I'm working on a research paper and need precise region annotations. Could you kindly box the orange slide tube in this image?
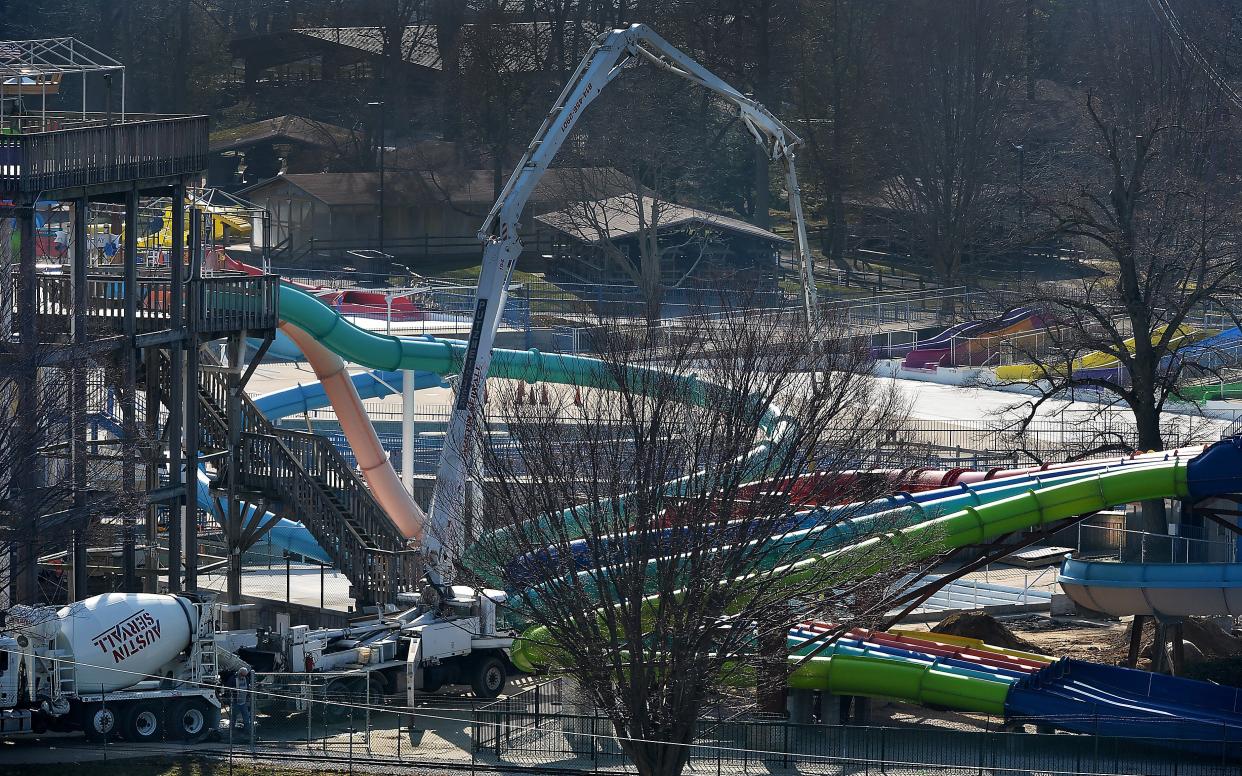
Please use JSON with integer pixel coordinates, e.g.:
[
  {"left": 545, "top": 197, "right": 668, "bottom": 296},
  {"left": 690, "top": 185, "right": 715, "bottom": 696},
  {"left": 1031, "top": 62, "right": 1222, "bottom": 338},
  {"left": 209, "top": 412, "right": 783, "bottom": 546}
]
[{"left": 280, "top": 322, "right": 427, "bottom": 540}]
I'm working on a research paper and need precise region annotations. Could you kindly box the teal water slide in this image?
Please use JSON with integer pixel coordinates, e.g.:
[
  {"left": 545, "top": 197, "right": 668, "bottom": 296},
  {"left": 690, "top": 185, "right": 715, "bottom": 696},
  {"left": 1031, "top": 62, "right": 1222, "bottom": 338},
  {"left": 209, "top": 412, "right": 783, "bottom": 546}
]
[
  {"left": 273, "top": 280, "right": 1242, "bottom": 745},
  {"left": 276, "top": 283, "right": 794, "bottom": 552}
]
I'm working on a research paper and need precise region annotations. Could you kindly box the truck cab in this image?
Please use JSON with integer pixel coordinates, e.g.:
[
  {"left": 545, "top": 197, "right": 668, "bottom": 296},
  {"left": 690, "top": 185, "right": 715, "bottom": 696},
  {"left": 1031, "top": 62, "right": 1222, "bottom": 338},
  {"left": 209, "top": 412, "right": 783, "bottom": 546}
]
[{"left": 403, "top": 585, "right": 515, "bottom": 699}]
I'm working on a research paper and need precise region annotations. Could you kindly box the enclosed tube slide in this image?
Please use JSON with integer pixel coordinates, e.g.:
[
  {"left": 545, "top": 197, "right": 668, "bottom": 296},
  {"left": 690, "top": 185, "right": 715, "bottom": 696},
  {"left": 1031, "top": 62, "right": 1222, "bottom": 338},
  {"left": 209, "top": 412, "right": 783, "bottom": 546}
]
[
  {"left": 1058, "top": 558, "right": 1242, "bottom": 617},
  {"left": 278, "top": 321, "right": 428, "bottom": 540},
  {"left": 509, "top": 437, "right": 1242, "bottom": 672},
  {"left": 275, "top": 283, "right": 795, "bottom": 551}
]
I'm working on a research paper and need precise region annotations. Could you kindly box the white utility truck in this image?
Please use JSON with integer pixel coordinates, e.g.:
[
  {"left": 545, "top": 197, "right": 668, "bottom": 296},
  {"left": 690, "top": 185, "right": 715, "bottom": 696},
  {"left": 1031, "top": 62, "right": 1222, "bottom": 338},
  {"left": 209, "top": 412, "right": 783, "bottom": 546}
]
[
  {"left": 0, "top": 592, "right": 221, "bottom": 741},
  {"left": 226, "top": 583, "right": 513, "bottom": 716}
]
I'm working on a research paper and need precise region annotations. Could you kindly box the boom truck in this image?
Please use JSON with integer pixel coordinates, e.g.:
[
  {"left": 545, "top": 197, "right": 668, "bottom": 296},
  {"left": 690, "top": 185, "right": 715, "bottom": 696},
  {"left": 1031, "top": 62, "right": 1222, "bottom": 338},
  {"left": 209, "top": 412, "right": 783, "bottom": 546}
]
[
  {"left": 0, "top": 593, "right": 222, "bottom": 742},
  {"left": 395, "top": 23, "right": 816, "bottom": 686},
  {"left": 223, "top": 583, "right": 514, "bottom": 711}
]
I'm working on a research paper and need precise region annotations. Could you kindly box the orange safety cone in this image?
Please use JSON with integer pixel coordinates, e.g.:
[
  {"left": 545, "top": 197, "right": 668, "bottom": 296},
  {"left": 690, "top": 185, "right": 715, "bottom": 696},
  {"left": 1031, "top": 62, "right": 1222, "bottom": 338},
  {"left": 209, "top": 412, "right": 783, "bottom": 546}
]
[
  {"left": 573, "top": 386, "right": 583, "bottom": 407},
  {"left": 541, "top": 385, "right": 550, "bottom": 405},
  {"left": 516, "top": 381, "right": 526, "bottom": 404}
]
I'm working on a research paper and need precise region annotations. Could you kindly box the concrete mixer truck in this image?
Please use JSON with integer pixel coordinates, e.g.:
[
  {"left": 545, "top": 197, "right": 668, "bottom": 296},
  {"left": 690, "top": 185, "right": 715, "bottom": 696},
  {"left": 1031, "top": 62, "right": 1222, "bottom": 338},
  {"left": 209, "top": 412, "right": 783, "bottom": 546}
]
[{"left": 0, "top": 592, "right": 222, "bottom": 742}]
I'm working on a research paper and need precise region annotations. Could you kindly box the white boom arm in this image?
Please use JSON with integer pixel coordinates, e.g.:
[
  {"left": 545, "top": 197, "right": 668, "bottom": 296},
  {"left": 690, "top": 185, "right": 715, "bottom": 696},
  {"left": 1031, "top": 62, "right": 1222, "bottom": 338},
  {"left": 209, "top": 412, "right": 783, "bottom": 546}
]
[{"left": 423, "top": 24, "right": 817, "bottom": 586}]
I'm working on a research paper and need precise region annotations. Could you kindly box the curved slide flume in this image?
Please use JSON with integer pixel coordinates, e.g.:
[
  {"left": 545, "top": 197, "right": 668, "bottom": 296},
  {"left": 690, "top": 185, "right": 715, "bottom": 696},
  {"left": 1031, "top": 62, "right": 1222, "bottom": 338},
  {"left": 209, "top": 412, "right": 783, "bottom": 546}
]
[
  {"left": 275, "top": 283, "right": 796, "bottom": 557},
  {"left": 509, "top": 438, "right": 1242, "bottom": 672},
  {"left": 1058, "top": 557, "right": 1242, "bottom": 617}
]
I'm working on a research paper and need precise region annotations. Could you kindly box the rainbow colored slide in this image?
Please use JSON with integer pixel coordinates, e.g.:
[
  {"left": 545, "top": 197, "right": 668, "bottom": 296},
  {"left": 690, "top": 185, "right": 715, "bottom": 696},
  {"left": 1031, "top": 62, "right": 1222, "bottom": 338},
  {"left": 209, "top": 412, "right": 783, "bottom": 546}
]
[
  {"left": 232, "top": 276, "right": 1242, "bottom": 753},
  {"left": 507, "top": 439, "right": 1242, "bottom": 753}
]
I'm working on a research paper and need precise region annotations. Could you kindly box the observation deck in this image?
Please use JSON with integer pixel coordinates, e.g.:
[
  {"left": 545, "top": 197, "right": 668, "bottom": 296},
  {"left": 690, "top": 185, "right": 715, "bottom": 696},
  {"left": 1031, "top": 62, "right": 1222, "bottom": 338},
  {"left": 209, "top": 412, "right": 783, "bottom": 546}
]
[
  {"left": 0, "top": 112, "right": 209, "bottom": 198},
  {"left": 31, "top": 268, "right": 279, "bottom": 341}
]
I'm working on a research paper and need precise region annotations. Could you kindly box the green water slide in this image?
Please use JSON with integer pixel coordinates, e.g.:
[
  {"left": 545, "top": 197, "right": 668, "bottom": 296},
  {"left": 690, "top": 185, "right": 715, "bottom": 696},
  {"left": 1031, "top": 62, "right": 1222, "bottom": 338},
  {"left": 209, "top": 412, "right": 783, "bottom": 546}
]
[
  {"left": 508, "top": 458, "right": 1199, "bottom": 678},
  {"left": 784, "top": 654, "right": 1010, "bottom": 713},
  {"left": 1179, "top": 378, "right": 1242, "bottom": 402},
  {"left": 276, "top": 284, "right": 793, "bottom": 554}
]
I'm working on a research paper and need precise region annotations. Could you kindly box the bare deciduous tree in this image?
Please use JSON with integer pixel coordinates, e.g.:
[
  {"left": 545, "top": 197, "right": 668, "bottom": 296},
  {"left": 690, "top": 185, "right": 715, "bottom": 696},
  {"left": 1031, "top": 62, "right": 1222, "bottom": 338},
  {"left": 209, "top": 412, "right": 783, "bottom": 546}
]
[
  {"left": 462, "top": 304, "right": 943, "bottom": 776},
  {"left": 874, "top": 0, "right": 1022, "bottom": 298},
  {"left": 1007, "top": 2, "right": 1242, "bottom": 548}
]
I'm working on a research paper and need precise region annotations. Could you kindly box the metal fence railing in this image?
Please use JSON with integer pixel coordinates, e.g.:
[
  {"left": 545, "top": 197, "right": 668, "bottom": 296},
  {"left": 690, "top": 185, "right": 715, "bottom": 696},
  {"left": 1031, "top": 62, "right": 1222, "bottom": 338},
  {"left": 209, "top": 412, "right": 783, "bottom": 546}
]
[
  {"left": 470, "top": 679, "right": 1241, "bottom": 775},
  {"left": 43, "top": 674, "right": 1239, "bottom": 775}
]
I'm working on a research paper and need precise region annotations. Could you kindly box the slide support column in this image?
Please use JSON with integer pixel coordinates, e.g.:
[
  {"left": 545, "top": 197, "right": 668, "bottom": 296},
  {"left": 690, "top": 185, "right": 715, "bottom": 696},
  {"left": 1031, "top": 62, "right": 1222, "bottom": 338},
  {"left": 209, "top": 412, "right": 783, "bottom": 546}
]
[{"left": 402, "top": 370, "right": 415, "bottom": 495}]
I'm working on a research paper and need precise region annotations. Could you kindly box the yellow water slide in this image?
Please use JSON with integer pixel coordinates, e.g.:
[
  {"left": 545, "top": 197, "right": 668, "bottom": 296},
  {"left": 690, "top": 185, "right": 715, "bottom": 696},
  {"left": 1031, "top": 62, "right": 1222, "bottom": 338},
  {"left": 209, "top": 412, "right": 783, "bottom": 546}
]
[{"left": 995, "top": 324, "right": 1201, "bottom": 382}]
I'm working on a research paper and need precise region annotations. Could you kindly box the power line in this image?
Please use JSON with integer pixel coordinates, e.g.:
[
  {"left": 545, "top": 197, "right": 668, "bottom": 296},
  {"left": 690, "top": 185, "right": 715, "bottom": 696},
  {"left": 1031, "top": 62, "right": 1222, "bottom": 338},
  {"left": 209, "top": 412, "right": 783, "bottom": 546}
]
[{"left": 1147, "top": 0, "right": 1242, "bottom": 111}]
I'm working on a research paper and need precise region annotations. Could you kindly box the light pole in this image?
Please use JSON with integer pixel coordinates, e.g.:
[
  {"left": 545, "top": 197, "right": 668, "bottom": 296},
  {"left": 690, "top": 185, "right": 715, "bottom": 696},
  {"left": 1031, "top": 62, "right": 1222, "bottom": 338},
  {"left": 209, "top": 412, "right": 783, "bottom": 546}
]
[
  {"left": 1011, "top": 142, "right": 1025, "bottom": 225},
  {"left": 368, "top": 101, "right": 386, "bottom": 260}
]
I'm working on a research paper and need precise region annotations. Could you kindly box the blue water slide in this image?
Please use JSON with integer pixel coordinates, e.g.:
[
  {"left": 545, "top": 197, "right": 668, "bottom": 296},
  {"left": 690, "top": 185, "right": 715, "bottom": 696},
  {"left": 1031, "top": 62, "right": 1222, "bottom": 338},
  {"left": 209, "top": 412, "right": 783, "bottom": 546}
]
[
  {"left": 1005, "top": 659, "right": 1242, "bottom": 754},
  {"left": 252, "top": 367, "right": 444, "bottom": 418},
  {"left": 1180, "top": 326, "right": 1242, "bottom": 370},
  {"left": 506, "top": 455, "right": 1178, "bottom": 585},
  {"left": 1058, "top": 558, "right": 1242, "bottom": 617}
]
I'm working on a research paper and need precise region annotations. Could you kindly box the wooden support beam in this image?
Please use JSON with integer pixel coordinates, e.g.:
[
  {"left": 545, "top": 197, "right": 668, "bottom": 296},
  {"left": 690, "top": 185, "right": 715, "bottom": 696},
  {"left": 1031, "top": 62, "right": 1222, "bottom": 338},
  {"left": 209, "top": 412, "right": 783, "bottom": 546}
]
[
  {"left": 167, "top": 181, "right": 185, "bottom": 593},
  {"left": 121, "top": 184, "right": 140, "bottom": 593},
  {"left": 71, "top": 195, "right": 89, "bottom": 601},
  {"left": 1203, "top": 513, "right": 1242, "bottom": 536},
  {"left": 1127, "top": 614, "right": 1147, "bottom": 668}
]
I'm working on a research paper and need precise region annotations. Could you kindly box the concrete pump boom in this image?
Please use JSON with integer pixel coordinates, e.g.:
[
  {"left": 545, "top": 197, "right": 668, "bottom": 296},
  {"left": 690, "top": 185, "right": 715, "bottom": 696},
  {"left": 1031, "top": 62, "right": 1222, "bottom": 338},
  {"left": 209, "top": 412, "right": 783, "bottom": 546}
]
[{"left": 423, "top": 23, "right": 817, "bottom": 586}]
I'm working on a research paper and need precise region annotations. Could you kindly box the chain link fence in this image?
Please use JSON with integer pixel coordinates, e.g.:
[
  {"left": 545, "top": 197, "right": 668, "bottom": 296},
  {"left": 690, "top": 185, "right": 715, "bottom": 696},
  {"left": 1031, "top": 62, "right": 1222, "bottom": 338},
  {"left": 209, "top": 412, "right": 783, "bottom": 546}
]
[{"left": 19, "top": 676, "right": 1239, "bottom": 776}]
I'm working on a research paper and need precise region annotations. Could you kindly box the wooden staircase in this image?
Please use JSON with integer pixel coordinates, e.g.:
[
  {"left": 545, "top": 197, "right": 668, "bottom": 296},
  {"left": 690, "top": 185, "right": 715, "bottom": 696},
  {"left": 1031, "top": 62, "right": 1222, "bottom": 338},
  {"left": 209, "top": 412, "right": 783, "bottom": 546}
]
[{"left": 157, "top": 348, "right": 418, "bottom": 604}]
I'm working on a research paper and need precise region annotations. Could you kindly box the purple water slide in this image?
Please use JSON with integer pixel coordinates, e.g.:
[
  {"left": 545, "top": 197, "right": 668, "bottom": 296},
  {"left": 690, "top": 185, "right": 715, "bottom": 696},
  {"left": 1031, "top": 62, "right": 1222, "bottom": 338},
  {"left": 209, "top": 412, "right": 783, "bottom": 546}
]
[
  {"left": 899, "top": 307, "right": 1036, "bottom": 370},
  {"left": 871, "top": 319, "right": 987, "bottom": 360}
]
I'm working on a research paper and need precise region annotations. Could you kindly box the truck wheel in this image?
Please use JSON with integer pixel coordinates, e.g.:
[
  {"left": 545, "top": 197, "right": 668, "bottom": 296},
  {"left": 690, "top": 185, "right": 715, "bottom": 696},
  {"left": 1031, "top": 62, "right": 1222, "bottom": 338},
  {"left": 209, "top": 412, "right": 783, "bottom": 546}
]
[
  {"left": 122, "top": 701, "right": 164, "bottom": 743},
  {"left": 169, "top": 697, "right": 218, "bottom": 741},
  {"left": 470, "top": 654, "right": 507, "bottom": 699},
  {"left": 322, "top": 677, "right": 364, "bottom": 723},
  {"left": 80, "top": 703, "right": 119, "bottom": 742}
]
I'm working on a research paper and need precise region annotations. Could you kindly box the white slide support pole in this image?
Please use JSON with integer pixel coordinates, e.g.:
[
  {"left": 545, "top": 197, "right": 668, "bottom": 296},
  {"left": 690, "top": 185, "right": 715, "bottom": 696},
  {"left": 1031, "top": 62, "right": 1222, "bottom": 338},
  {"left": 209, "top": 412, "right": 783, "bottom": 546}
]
[{"left": 402, "top": 370, "right": 416, "bottom": 496}]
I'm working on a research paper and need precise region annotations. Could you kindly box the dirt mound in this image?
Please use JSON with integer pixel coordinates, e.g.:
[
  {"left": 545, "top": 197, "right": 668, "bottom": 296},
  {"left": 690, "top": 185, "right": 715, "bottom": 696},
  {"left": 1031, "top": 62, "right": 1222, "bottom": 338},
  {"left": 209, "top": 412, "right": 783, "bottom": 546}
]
[
  {"left": 932, "top": 611, "right": 1046, "bottom": 655},
  {"left": 1132, "top": 617, "right": 1242, "bottom": 661}
]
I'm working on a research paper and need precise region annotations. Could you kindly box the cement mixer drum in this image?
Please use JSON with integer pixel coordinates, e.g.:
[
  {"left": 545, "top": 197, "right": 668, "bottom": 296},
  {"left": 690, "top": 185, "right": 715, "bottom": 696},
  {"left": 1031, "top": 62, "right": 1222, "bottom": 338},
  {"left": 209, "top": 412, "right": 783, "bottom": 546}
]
[{"left": 56, "top": 593, "right": 196, "bottom": 693}]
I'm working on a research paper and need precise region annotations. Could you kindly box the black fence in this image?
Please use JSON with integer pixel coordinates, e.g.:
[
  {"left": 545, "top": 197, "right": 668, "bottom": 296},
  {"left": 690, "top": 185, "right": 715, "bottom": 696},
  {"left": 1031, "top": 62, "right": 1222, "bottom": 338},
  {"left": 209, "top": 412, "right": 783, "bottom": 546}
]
[{"left": 472, "top": 681, "right": 1240, "bottom": 775}]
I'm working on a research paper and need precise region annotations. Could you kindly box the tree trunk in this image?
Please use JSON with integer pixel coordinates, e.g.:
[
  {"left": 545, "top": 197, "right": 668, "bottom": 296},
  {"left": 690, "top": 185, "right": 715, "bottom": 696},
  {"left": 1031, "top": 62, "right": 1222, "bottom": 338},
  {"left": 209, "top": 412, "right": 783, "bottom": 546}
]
[
  {"left": 1130, "top": 398, "right": 1170, "bottom": 561},
  {"left": 173, "top": 0, "right": 193, "bottom": 111},
  {"left": 433, "top": 0, "right": 465, "bottom": 140},
  {"left": 753, "top": 150, "right": 771, "bottom": 230},
  {"left": 755, "top": 623, "right": 789, "bottom": 714},
  {"left": 751, "top": 0, "right": 774, "bottom": 230}
]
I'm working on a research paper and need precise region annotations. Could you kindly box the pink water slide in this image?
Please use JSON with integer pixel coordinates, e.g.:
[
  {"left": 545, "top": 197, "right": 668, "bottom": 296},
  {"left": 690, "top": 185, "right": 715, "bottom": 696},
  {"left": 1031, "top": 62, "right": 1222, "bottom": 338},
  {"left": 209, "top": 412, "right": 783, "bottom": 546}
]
[{"left": 279, "top": 322, "right": 427, "bottom": 541}]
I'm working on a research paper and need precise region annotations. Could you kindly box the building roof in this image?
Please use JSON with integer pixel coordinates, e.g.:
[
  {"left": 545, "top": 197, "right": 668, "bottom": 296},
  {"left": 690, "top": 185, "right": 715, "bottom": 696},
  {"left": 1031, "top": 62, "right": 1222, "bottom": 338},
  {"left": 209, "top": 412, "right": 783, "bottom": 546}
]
[
  {"left": 297, "top": 26, "right": 442, "bottom": 70},
  {"left": 242, "top": 168, "right": 624, "bottom": 208},
  {"left": 295, "top": 22, "right": 598, "bottom": 73},
  {"left": 210, "top": 115, "right": 355, "bottom": 153},
  {"left": 536, "top": 195, "right": 790, "bottom": 245}
]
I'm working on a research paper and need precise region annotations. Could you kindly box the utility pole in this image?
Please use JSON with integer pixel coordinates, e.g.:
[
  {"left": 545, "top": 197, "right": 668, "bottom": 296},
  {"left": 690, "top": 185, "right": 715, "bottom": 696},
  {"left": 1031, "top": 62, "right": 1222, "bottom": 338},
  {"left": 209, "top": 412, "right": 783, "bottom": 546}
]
[
  {"left": 368, "top": 101, "right": 386, "bottom": 260},
  {"left": 1012, "top": 143, "right": 1026, "bottom": 225}
]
